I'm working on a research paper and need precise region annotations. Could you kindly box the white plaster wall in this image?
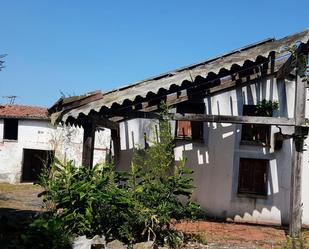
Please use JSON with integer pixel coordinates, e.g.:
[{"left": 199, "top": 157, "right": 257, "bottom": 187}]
[
  {"left": 0, "top": 120, "right": 110, "bottom": 183},
  {"left": 0, "top": 120, "right": 55, "bottom": 183},
  {"left": 173, "top": 77, "right": 296, "bottom": 226},
  {"left": 116, "top": 75, "right": 309, "bottom": 227},
  {"left": 0, "top": 120, "right": 3, "bottom": 142},
  {"left": 302, "top": 87, "right": 309, "bottom": 226},
  {"left": 117, "top": 118, "right": 158, "bottom": 171}
]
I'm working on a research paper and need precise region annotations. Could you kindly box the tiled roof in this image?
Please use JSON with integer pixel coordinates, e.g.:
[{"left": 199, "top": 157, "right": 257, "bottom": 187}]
[
  {"left": 0, "top": 105, "right": 49, "bottom": 120},
  {"left": 50, "top": 28, "right": 309, "bottom": 125}
]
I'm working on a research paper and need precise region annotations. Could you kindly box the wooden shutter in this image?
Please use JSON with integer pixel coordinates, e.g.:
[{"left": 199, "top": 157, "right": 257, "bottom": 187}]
[
  {"left": 177, "top": 120, "right": 192, "bottom": 138},
  {"left": 238, "top": 159, "right": 253, "bottom": 193},
  {"left": 252, "top": 160, "right": 267, "bottom": 195},
  {"left": 238, "top": 158, "right": 268, "bottom": 196},
  {"left": 176, "top": 102, "right": 204, "bottom": 140},
  {"left": 241, "top": 105, "right": 270, "bottom": 144}
]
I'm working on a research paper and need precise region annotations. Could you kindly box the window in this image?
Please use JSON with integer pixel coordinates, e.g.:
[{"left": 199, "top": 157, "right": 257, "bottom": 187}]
[
  {"left": 238, "top": 158, "right": 268, "bottom": 196},
  {"left": 175, "top": 102, "right": 204, "bottom": 140},
  {"left": 241, "top": 105, "right": 270, "bottom": 145},
  {"left": 3, "top": 118, "right": 18, "bottom": 140}
]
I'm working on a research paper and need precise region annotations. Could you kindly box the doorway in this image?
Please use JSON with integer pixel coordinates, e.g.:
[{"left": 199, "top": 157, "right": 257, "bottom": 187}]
[{"left": 21, "top": 149, "right": 54, "bottom": 182}]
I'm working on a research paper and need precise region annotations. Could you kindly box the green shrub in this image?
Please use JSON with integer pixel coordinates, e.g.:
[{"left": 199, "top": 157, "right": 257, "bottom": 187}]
[
  {"left": 21, "top": 102, "right": 200, "bottom": 247},
  {"left": 11, "top": 215, "right": 72, "bottom": 249}
]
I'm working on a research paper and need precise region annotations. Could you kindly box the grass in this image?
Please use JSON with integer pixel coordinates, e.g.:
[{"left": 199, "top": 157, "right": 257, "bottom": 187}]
[
  {"left": 0, "top": 182, "right": 41, "bottom": 192},
  {"left": 281, "top": 230, "right": 309, "bottom": 249},
  {"left": 0, "top": 182, "right": 43, "bottom": 210}
]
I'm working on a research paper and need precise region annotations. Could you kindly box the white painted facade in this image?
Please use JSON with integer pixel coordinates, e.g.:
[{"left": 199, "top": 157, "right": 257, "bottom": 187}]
[
  {"left": 115, "top": 76, "right": 309, "bottom": 227},
  {"left": 0, "top": 119, "right": 110, "bottom": 183}
]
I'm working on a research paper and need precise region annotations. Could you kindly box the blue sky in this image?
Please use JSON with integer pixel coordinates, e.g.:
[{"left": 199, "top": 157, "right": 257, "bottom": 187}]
[{"left": 0, "top": 0, "right": 308, "bottom": 107}]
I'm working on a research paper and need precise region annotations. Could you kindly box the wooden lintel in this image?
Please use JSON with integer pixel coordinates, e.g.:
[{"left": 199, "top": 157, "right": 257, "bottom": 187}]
[{"left": 171, "top": 113, "right": 296, "bottom": 126}]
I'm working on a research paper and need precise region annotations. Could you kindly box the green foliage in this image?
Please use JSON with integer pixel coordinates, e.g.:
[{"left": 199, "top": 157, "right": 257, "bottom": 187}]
[
  {"left": 255, "top": 99, "right": 279, "bottom": 117},
  {"left": 11, "top": 215, "right": 72, "bottom": 249},
  {"left": 128, "top": 102, "right": 200, "bottom": 245},
  {"left": 183, "top": 232, "right": 208, "bottom": 245},
  {"left": 282, "top": 234, "right": 308, "bottom": 249},
  {"left": 39, "top": 159, "right": 134, "bottom": 240},
  {"left": 19, "top": 102, "right": 200, "bottom": 247}
]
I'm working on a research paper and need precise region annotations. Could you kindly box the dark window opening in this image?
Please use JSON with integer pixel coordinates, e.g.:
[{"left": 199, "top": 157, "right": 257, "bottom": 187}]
[
  {"left": 3, "top": 119, "right": 18, "bottom": 140},
  {"left": 176, "top": 102, "right": 204, "bottom": 140},
  {"left": 241, "top": 105, "right": 271, "bottom": 145},
  {"left": 238, "top": 158, "right": 268, "bottom": 196},
  {"left": 22, "top": 149, "right": 54, "bottom": 182}
]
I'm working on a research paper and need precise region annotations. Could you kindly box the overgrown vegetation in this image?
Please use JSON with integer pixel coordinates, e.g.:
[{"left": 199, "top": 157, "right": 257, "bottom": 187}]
[
  {"left": 15, "top": 103, "right": 200, "bottom": 248},
  {"left": 281, "top": 232, "right": 309, "bottom": 249}
]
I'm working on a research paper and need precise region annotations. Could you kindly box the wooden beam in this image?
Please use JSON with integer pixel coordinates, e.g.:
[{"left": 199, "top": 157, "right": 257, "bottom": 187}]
[
  {"left": 109, "top": 111, "right": 301, "bottom": 127},
  {"left": 111, "top": 128, "right": 120, "bottom": 165},
  {"left": 171, "top": 113, "right": 296, "bottom": 126},
  {"left": 165, "top": 89, "right": 189, "bottom": 107},
  {"left": 276, "top": 52, "right": 295, "bottom": 80},
  {"left": 276, "top": 46, "right": 306, "bottom": 80},
  {"left": 55, "top": 91, "right": 103, "bottom": 113},
  {"left": 289, "top": 70, "right": 307, "bottom": 237},
  {"left": 82, "top": 120, "right": 96, "bottom": 168},
  {"left": 133, "top": 59, "right": 287, "bottom": 113},
  {"left": 89, "top": 115, "right": 119, "bottom": 130},
  {"left": 105, "top": 110, "right": 162, "bottom": 122}
]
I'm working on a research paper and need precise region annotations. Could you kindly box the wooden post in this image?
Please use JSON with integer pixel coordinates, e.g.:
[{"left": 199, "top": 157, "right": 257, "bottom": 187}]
[
  {"left": 82, "top": 120, "right": 96, "bottom": 168},
  {"left": 289, "top": 70, "right": 307, "bottom": 237},
  {"left": 111, "top": 127, "right": 120, "bottom": 166}
]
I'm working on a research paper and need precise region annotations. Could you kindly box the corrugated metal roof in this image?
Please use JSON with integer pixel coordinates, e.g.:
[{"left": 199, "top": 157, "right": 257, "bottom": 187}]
[
  {"left": 0, "top": 105, "right": 49, "bottom": 120},
  {"left": 51, "top": 29, "right": 309, "bottom": 124}
]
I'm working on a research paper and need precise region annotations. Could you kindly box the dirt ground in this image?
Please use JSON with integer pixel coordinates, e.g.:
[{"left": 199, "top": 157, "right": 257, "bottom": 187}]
[
  {"left": 175, "top": 220, "right": 289, "bottom": 248},
  {"left": 1, "top": 183, "right": 309, "bottom": 248},
  {"left": 0, "top": 182, "right": 43, "bottom": 211},
  {"left": 0, "top": 183, "right": 44, "bottom": 248}
]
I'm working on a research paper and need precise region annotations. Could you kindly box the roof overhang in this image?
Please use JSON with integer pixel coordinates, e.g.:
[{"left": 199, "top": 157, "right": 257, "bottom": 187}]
[{"left": 49, "top": 29, "right": 309, "bottom": 126}]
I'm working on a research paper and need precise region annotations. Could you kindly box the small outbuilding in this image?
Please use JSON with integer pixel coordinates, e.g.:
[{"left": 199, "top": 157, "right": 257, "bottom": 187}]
[
  {"left": 0, "top": 104, "right": 109, "bottom": 183},
  {"left": 50, "top": 29, "right": 309, "bottom": 235}
]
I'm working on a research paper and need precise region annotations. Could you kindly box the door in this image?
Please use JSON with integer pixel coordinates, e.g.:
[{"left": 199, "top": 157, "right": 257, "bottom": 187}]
[{"left": 21, "top": 149, "right": 54, "bottom": 182}]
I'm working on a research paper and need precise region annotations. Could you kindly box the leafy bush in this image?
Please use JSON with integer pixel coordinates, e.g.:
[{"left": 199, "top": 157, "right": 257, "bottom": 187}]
[
  {"left": 18, "top": 103, "right": 200, "bottom": 247},
  {"left": 11, "top": 215, "right": 72, "bottom": 249}
]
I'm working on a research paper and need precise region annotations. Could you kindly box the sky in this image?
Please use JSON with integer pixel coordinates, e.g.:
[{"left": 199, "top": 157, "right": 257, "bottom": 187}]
[{"left": 0, "top": 0, "right": 308, "bottom": 107}]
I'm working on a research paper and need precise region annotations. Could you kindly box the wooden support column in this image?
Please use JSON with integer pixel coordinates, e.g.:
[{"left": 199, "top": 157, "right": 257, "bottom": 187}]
[
  {"left": 111, "top": 127, "right": 120, "bottom": 165},
  {"left": 289, "top": 70, "right": 307, "bottom": 237},
  {"left": 82, "top": 120, "right": 96, "bottom": 168}
]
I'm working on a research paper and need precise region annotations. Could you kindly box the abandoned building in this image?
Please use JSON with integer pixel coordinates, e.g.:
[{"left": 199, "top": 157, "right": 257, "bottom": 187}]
[
  {"left": 0, "top": 104, "right": 109, "bottom": 183},
  {"left": 49, "top": 28, "right": 309, "bottom": 235}
]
